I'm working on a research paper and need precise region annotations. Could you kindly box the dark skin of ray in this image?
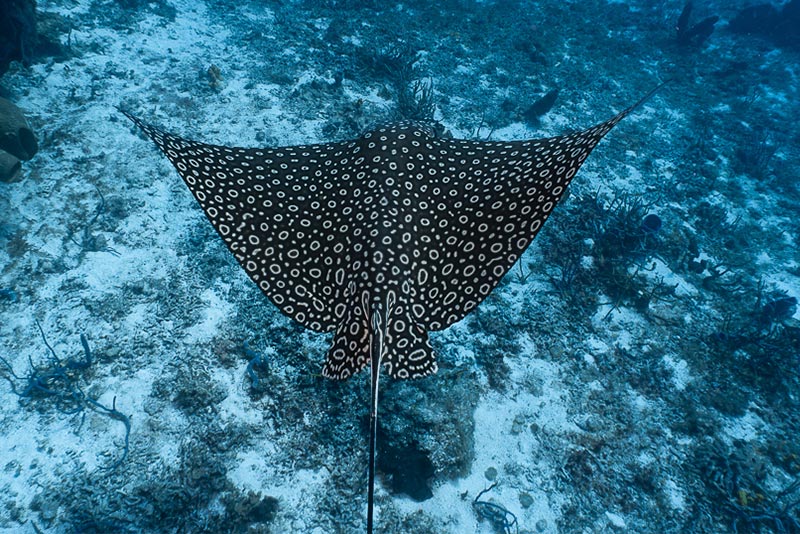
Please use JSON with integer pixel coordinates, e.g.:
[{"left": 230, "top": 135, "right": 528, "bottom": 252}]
[{"left": 121, "top": 83, "right": 663, "bottom": 533}]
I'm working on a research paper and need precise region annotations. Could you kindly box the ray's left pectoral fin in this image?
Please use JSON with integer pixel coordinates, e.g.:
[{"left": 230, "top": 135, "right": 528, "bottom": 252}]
[
  {"left": 384, "top": 315, "right": 438, "bottom": 379},
  {"left": 118, "top": 109, "right": 192, "bottom": 153},
  {"left": 578, "top": 81, "right": 667, "bottom": 143}
]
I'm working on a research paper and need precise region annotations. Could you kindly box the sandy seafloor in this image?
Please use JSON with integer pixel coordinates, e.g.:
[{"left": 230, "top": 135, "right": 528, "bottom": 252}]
[{"left": 1, "top": 0, "right": 799, "bottom": 532}]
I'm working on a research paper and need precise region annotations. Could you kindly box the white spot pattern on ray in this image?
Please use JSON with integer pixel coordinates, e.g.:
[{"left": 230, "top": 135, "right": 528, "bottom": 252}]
[{"left": 122, "top": 108, "right": 630, "bottom": 381}]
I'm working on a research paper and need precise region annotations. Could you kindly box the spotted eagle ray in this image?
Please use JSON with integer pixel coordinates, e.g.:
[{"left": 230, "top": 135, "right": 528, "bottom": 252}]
[{"left": 121, "top": 86, "right": 658, "bottom": 532}]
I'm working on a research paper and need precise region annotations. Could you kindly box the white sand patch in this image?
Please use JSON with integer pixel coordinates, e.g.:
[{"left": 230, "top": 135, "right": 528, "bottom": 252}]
[
  {"left": 643, "top": 258, "right": 698, "bottom": 297},
  {"left": 663, "top": 478, "right": 686, "bottom": 511},
  {"left": 722, "top": 410, "right": 766, "bottom": 443},
  {"left": 184, "top": 285, "right": 233, "bottom": 342},
  {"left": 663, "top": 354, "right": 691, "bottom": 391}
]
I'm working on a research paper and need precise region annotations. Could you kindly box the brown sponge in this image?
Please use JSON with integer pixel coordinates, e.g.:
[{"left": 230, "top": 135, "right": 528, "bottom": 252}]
[
  {"left": 0, "top": 97, "right": 37, "bottom": 161},
  {"left": 0, "top": 149, "right": 21, "bottom": 182}
]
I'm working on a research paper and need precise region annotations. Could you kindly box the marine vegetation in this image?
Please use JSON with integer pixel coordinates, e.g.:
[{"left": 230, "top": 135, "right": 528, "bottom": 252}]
[
  {"left": 693, "top": 440, "right": 800, "bottom": 533},
  {"left": 361, "top": 43, "right": 420, "bottom": 86},
  {"left": 0, "top": 322, "right": 130, "bottom": 470},
  {"left": 473, "top": 483, "right": 519, "bottom": 534},
  {"left": 734, "top": 128, "right": 778, "bottom": 181},
  {"left": 540, "top": 189, "right": 673, "bottom": 315},
  {"left": 396, "top": 78, "right": 436, "bottom": 122}
]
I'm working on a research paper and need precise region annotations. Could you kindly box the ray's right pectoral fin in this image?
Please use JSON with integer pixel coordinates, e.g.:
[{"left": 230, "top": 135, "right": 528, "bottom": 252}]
[{"left": 384, "top": 315, "right": 438, "bottom": 379}]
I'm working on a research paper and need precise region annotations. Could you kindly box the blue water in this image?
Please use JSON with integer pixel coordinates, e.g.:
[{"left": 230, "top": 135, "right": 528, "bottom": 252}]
[{"left": 0, "top": 1, "right": 798, "bottom": 533}]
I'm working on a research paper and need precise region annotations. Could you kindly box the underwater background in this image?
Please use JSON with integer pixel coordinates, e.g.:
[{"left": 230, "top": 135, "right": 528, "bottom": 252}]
[{"left": 1, "top": 0, "right": 799, "bottom": 532}]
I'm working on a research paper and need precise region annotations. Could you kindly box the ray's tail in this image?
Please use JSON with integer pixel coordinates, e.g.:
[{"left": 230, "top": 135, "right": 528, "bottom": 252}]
[
  {"left": 367, "top": 337, "right": 380, "bottom": 533},
  {"left": 366, "top": 302, "right": 388, "bottom": 534}
]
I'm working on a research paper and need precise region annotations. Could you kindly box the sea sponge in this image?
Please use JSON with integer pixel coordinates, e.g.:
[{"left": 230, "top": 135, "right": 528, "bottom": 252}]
[
  {"left": 0, "top": 97, "right": 37, "bottom": 161},
  {"left": 0, "top": 149, "right": 21, "bottom": 182}
]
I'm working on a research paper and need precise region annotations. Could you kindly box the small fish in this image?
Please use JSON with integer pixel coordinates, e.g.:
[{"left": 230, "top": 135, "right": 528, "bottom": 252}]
[{"left": 122, "top": 84, "right": 660, "bottom": 532}]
